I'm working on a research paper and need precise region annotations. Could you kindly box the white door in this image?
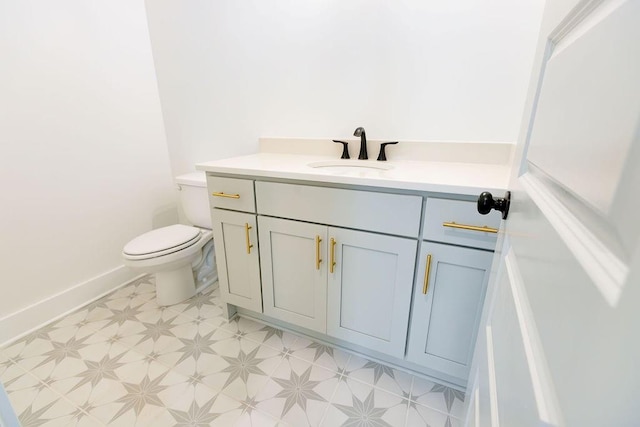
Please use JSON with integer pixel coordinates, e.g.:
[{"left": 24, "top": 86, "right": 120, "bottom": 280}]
[
  {"left": 467, "top": 1, "right": 640, "bottom": 426},
  {"left": 258, "top": 216, "right": 328, "bottom": 333}
]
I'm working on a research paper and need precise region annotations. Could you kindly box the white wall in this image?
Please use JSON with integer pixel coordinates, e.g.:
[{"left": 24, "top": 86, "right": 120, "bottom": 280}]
[
  {"left": 145, "top": 0, "right": 545, "bottom": 176},
  {"left": 0, "top": 1, "right": 176, "bottom": 342}
]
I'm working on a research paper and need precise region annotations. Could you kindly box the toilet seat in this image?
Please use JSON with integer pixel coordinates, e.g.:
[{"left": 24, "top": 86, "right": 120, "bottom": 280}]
[{"left": 123, "top": 224, "right": 201, "bottom": 260}]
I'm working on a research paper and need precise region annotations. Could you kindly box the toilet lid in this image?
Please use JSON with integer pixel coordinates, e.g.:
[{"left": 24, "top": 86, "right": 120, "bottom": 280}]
[{"left": 123, "top": 224, "right": 201, "bottom": 256}]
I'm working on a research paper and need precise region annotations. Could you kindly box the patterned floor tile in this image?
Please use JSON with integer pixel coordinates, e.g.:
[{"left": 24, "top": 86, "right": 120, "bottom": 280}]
[
  {"left": 153, "top": 322, "right": 235, "bottom": 378},
  {"left": 105, "top": 276, "right": 156, "bottom": 306},
  {"left": 4, "top": 372, "right": 98, "bottom": 427},
  {"left": 28, "top": 342, "right": 148, "bottom": 407},
  {"left": 82, "top": 298, "right": 150, "bottom": 338},
  {"left": 82, "top": 359, "right": 191, "bottom": 425},
  {"left": 0, "top": 275, "right": 466, "bottom": 426},
  {"left": 1, "top": 365, "right": 39, "bottom": 397},
  {"left": 321, "top": 377, "right": 408, "bottom": 427},
  {"left": 242, "top": 324, "right": 301, "bottom": 354},
  {"left": 0, "top": 353, "right": 27, "bottom": 388},
  {"left": 200, "top": 336, "right": 284, "bottom": 401},
  {"left": 406, "top": 402, "right": 461, "bottom": 427},
  {"left": 208, "top": 287, "right": 222, "bottom": 303},
  {"left": 164, "top": 313, "right": 234, "bottom": 343},
  {"left": 233, "top": 409, "right": 283, "bottom": 427},
  {"left": 4, "top": 324, "right": 109, "bottom": 374},
  {"left": 97, "top": 310, "right": 204, "bottom": 356},
  {"left": 152, "top": 382, "right": 280, "bottom": 426},
  {"left": 288, "top": 336, "right": 352, "bottom": 374},
  {"left": 166, "top": 285, "right": 225, "bottom": 322},
  {"left": 410, "top": 376, "right": 465, "bottom": 418},
  {"left": 99, "top": 292, "right": 155, "bottom": 316},
  {"left": 343, "top": 354, "right": 413, "bottom": 399},
  {"left": 49, "top": 308, "right": 99, "bottom": 333},
  {"left": 255, "top": 356, "right": 340, "bottom": 426}
]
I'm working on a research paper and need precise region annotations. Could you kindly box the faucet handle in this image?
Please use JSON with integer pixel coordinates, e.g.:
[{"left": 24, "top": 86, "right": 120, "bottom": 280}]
[
  {"left": 377, "top": 141, "right": 398, "bottom": 161},
  {"left": 332, "top": 140, "right": 350, "bottom": 159}
]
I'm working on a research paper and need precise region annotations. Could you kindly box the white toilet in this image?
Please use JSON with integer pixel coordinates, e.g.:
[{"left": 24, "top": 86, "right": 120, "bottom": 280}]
[{"left": 122, "top": 172, "right": 217, "bottom": 306}]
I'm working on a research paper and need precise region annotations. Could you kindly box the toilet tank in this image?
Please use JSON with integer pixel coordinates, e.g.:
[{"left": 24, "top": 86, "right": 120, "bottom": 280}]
[{"left": 175, "top": 172, "right": 212, "bottom": 229}]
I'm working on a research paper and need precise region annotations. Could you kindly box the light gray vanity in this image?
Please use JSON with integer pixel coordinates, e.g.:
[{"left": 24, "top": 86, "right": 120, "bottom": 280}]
[{"left": 197, "top": 142, "right": 507, "bottom": 388}]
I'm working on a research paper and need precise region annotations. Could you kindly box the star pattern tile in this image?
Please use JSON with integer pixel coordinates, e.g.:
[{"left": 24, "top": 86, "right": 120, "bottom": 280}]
[
  {"left": 17, "top": 400, "right": 56, "bottom": 426},
  {"left": 220, "top": 347, "right": 269, "bottom": 388},
  {"left": 0, "top": 275, "right": 464, "bottom": 426},
  {"left": 255, "top": 356, "right": 339, "bottom": 426},
  {"left": 167, "top": 398, "right": 221, "bottom": 426},
  {"left": 175, "top": 331, "right": 221, "bottom": 365},
  {"left": 68, "top": 353, "right": 127, "bottom": 392},
  {"left": 323, "top": 377, "right": 408, "bottom": 427},
  {"left": 411, "top": 376, "right": 466, "bottom": 419},
  {"left": 111, "top": 373, "right": 169, "bottom": 422},
  {"left": 34, "top": 335, "right": 91, "bottom": 368},
  {"left": 136, "top": 317, "right": 179, "bottom": 345},
  {"left": 272, "top": 366, "right": 327, "bottom": 416},
  {"left": 344, "top": 354, "right": 414, "bottom": 398},
  {"left": 334, "top": 390, "right": 394, "bottom": 427}
]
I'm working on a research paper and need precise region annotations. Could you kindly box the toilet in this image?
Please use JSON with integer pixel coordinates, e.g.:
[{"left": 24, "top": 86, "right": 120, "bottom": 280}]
[{"left": 122, "top": 172, "right": 217, "bottom": 306}]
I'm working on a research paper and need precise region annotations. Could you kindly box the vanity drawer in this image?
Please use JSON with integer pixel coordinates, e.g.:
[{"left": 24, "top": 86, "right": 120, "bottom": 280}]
[
  {"left": 423, "top": 197, "right": 501, "bottom": 250},
  {"left": 207, "top": 176, "right": 255, "bottom": 213},
  {"left": 256, "top": 182, "right": 422, "bottom": 237}
]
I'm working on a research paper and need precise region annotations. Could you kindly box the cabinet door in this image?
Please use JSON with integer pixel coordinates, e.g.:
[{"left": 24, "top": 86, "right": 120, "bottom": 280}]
[
  {"left": 258, "top": 217, "right": 327, "bottom": 333},
  {"left": 327, "top": 228, "right": 417, "bottom": 358},
  {"left": 406, "top": 242, "right": 492, "bottom": 381},
  {"left": 211, "top": 209, "right": 262, "bottom": 312}
]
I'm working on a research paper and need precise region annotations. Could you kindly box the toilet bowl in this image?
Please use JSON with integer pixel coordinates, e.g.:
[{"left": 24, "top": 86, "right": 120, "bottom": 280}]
[{"left": 122, "top": 172, "right": 217, "bottom": 306}]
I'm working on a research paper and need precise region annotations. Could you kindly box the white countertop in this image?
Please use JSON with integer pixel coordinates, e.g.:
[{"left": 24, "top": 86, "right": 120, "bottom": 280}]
[{"left": 196, "top": 152, "right": 510, "bottom": 195}]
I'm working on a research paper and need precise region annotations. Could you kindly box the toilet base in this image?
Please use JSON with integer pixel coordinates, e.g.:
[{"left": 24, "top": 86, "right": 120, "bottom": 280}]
[{"left": 155, "top": 265, "right": 197, "bottom": 306}]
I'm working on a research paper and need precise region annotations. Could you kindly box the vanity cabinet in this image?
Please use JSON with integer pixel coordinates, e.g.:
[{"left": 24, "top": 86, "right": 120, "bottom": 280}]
[
  {"left": 206, "top": 174, "right": 502, "bottom": 387},
  {"left": 208, "top": 176, "right": 262, "bottom": 313},
  {"left": 258, "top": 216, "right": 327, "bottom": 333},
  {"left": 406, "top": 197, "right": 501, "bottom": 382},
  {"left": 258, "top": 209, "right": 418, "bottom": 359},
  {"left": 327, "top": 227, "right": 417, "bottom": 359},
  {"left": 211, "top": 209, "right": 262, "bottom": 313},
  {"left": 406, "top": 242, "right": 492, "bottom": 380}
]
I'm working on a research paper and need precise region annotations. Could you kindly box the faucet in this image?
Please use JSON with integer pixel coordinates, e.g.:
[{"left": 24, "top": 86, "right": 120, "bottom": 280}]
[{"left": 354, "top": 127, "right": 367, "bottom": 160}]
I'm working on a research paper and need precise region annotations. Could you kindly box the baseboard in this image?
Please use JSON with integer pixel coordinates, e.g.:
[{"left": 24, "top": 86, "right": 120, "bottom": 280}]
[{"left": 0, "top": 266, "right": 140, "bottom": 347}]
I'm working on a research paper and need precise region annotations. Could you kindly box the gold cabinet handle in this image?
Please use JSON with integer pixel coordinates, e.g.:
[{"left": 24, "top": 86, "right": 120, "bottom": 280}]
[
  {"left": 330, "top": 238, "right": 336, "bottom": 273},
  {"left": 245, "top": 223, "right": 253, "bottom": 254},
  {"left": 315, "top": 235, "right": 322, "bottom": 270},
  {"left": 422, "top": 254, "right": 432, "bottom": 294},
  {"left": 212, "top": 192, "right": 240, "bottom": 199},
  {"left": 443, "top": 221, "right": 498, "bottom": 234}
]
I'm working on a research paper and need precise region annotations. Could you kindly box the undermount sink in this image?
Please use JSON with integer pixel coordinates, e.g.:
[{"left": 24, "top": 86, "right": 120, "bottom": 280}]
[{"left": 307, "top": 160, "right": 393, "bottom": 177}]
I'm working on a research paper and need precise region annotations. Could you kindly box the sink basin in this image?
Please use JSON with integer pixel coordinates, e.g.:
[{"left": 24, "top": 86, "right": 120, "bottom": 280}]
[{"left": 307, "top": 160, "right": 393, "bottom": 177}]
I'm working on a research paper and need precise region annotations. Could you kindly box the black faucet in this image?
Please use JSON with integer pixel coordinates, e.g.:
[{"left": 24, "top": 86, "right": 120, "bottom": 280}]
[{"left": 354, "top": 127, "right": 367, "bottom": 160}]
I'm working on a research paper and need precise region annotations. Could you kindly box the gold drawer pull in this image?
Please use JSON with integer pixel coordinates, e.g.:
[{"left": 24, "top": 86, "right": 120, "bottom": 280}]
[
  {"left": 422, "top": 254, "right": 432, "bottom": 294},
  {"left": 443, "top": 222, "right": 498, "bottom": 233},
  {"left": 245, "top": 223, "right": 253, "bottom": 254},
  {"left": 315, "top": 235, "right": 322, "bottom": 270},
  {"left": 212, "top": 192, "right": 240, "bottom": 199},
  {"left": 330, "top": 238, "right": 336, "bottom": 273}
]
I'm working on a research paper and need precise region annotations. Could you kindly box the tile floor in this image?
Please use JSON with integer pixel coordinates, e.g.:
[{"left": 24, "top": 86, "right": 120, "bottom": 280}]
[{"left": 0, "top": 276, "right": 464, "bottom": 426}]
